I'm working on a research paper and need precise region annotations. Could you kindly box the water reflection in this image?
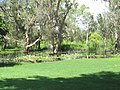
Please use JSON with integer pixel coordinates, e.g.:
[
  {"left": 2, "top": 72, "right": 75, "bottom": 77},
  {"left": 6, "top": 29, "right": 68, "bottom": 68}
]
[{"left": 0, "top": 51, "right": 42, "bottom": 60}]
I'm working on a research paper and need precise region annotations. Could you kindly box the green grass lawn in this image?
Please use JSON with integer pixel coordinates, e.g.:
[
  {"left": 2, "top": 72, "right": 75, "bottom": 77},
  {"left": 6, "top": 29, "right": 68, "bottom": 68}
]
[{"left": 0, "top": 58, "right": 120, "bottom": 90}]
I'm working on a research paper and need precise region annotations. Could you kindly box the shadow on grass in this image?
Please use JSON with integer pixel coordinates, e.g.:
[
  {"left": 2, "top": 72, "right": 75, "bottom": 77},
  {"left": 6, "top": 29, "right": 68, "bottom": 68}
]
[
  {"left": 0, "top": 71, "right": 120, "bottom": 90},
  {"left": 0, "top": 62, "right": 21, "bottom": 67}
]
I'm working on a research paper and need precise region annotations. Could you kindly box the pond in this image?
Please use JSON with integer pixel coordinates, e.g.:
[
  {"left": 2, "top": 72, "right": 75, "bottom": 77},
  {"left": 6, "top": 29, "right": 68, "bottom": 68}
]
[
  {"left": 0, "top": 51, "right": 43, "bottom": 60},
  {"left": 0, "top": 50, "right": 119, "bottom": 62}
]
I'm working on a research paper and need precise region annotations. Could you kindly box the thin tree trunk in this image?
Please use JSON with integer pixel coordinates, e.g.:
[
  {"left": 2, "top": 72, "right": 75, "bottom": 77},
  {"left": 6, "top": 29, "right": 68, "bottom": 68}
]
[
  {"left": 38, "top": 40, "right": 41, "bottom": 51},
  {"left": 3, "top": 38, "right": 7, "bottom": 50},
  {"left": 86, "top": 30, "right": 89, "bottom": 58},
  {"left": 37, "top": 30, "right": 41, "bottom": 51},
  {"left": 103, "top": 37, "right": 107, "bottom": 56},
  {"left": 115, "top": 31, "right": 118, "bottom": 52},
  {"left": 24, "top": 30, "right": 30, "bottom": 54}
]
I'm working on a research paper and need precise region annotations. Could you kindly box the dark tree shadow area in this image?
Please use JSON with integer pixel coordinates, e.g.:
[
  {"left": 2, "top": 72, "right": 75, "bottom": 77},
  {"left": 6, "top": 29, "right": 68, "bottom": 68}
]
[
  {"left": 0, "top": 71, "right": 120, "bottom": 90},
  {"left": 0, "top": 62, "right": 21, "bottom": 67}
]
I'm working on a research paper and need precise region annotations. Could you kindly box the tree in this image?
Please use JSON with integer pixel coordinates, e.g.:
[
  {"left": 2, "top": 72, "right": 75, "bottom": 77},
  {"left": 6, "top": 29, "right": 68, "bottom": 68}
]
[
  {"left": 0, "top": 13, "right": 8, "bottom": 49},
  {"left": 35, "top": 0, "right": 78, "bottom": 54},
  {"left": 107, "top": 0, "right": 120, "bottom": 52},
  {"left": 65, "top": 4, "right": 88, "bottom": 42},
  {"left": 97, "top": 14, "right": 109, "bottom": 55},
  {"left": 0, "top": 0, "right": 42, "bottom": 53},
  {"left": 88, "top": 32, "right": 102, "bottom": 54},
  {"left": 0, "top": 13, "right": 8, "bottom": 36}
]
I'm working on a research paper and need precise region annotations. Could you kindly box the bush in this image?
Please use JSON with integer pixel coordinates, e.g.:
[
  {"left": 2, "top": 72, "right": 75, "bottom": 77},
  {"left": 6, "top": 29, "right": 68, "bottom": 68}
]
[
  {"left": 61, "top": 40, "right": 86, "bottom": 51},
  {"left": 88, "top": 32, "right": 102, "bottom": 54}
]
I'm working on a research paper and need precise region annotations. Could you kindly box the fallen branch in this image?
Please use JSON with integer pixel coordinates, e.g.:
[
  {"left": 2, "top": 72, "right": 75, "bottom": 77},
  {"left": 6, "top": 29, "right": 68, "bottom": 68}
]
[{"left": 26, "top": 37, "right": 41, "bottom": 48}]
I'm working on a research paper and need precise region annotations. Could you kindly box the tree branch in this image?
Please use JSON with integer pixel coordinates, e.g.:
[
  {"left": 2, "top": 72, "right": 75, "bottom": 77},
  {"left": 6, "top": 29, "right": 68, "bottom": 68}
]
[
  {"left": 56, "top": 0, "right": 61, "bottom": 16},
  {"left": 26, "top": 36, "right": 41, "bottom": 48}
]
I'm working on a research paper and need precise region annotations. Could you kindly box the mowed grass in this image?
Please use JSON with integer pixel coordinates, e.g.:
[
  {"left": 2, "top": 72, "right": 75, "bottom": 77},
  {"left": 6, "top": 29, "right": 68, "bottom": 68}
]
[{"left": 0, "top": 58, "right": 120, "bottom": 90}]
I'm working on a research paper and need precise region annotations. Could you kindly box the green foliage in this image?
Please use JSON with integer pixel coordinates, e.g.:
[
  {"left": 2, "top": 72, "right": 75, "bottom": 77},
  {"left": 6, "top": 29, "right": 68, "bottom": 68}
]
[
  {"left": 0, "top": 13, "right": 8, "bottom": 37},
  {"left": 0, "top": 0, "right": 120, "bottom": 55},
  {"left": 62, "top": 41, "right": 86, "bottom": 51},
  {"left": 14, "top": 55, "right": 43, "bottom": 61},
  {"left": 0, "top": 13, "right": 9, "bottom": 50},
  {"left": 88, "top": 32, "right": 102, "bottom": 54}
]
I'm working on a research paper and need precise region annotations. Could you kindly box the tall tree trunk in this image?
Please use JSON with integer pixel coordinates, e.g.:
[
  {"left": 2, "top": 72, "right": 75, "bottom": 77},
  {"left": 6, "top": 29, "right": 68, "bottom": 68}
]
[
  {"left": 86, "top": 30, "right": 89, "bottom": 58},
  {"left": 103, "top": 37, "right": 107, "bottom": 56},
  {"left": 115, "top": 31, "right": 118, "bottom": 52},
  {"left": 50, "top": 32, "right": 55, "bottom": 55},
  {"left": 53, "top": 4, "right": 72, "bottom": 54},
  {"left": 3, "top": 39, "right": 7, "bottom": 50},
  {"left": 54, "top": 26, "right": 62, "bottom": 54},
  {"left": 37, "top": 30, "right": 41, "bottom": 51},
  {"left": 38, "top": 40, "right": 41, "bottom": 51},
  {"left": 24, "top": 30, "right": 30, "bottom": 54}
]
